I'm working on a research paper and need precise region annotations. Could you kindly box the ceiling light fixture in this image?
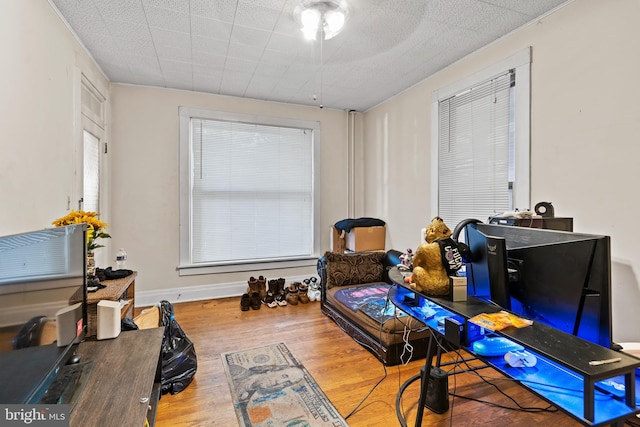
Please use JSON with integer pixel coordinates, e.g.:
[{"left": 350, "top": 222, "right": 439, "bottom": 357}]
[{"left": 295, "top": 0, "right": 349, "bottom": 41}]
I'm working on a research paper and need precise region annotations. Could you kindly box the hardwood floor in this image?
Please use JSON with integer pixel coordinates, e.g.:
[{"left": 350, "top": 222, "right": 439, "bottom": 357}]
[{"left": 150, "top": 297, "right": 588, "bottom": 427}]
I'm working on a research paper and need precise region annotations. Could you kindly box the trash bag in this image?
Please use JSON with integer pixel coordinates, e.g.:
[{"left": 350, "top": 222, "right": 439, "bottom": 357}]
[{"left": 160, "top": 300, "right": 197, "bottom": 394}]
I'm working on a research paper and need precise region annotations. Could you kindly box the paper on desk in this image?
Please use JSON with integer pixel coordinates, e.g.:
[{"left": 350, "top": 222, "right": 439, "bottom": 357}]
[{"left": 469, "top": 311, "right": 533, "bottom": 331}]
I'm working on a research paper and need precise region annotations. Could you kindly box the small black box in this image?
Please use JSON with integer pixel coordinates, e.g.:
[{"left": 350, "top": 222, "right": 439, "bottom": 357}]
[{"left": 444, "top": 315, "right": 465, "bottom": 347}]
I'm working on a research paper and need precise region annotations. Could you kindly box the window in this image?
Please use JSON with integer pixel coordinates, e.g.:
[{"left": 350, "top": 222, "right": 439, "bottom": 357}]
[
  {"left": 77, "top": 75, "right": 105, "bottom": 212},
  {"left": 83, "top": 130, "right": 100, "bottom": 212},
  {"left": 179, "top": 108, "right": 321, "bottom": 274},
  {"left": 431, "top": 48, "right": 531, "bottom": 227}
]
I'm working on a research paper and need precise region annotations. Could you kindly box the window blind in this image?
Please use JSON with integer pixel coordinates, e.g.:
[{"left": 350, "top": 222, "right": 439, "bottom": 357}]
[
  {"left": 438, "top": 70, "right": 514, "bottom": 227},
  {"left": 83, "top": 130, "right": 100, "bottom": 213},
  {"left": 190, "top": 118, "right": 314, "bottom": 264}
]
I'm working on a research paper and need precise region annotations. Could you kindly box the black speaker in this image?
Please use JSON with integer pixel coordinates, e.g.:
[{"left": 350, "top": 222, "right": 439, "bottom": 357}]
[{"left": 424, "top": 366, "right": 449, "bottom": 414}]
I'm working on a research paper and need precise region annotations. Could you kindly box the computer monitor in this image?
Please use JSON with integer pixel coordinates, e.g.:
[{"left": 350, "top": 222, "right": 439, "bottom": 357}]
[{"left": 464, "top": 222, "right": 612, "bottom": 348}]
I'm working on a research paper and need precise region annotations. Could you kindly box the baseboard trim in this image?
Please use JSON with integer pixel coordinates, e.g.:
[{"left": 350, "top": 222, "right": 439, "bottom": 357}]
[{"left": 134, "top": 275, "right": 312, "bottom": 308}]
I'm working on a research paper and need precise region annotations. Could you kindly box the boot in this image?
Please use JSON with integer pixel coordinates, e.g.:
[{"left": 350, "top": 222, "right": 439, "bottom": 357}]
[
  {"left": 286, "top": 282, "right": 299, "bottom": 305},
  {"left": 298, "top": 282, "right": 309, "bottom": 304},
  {"left": 276, "top": 278, "right": 287, "bottom": 306},
  {"left": 265, "top": 279, "right": 279, "bottom": 308},
  {"left": 247, "top": 276, "right": 258, "bottom": 295},
  {"left": 257, "top": 275, "right": 267, "bottom": 301}
]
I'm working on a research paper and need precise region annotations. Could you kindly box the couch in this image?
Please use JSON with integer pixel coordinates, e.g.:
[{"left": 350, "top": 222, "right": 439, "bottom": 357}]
[{"left": 317, "top": 250, "right": 430, "bottom": 366}]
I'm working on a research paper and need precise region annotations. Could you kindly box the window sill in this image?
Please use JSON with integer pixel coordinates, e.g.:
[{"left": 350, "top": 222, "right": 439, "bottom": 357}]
[{"left": 177, "top": 257, "right": 319, "bottom": 276}]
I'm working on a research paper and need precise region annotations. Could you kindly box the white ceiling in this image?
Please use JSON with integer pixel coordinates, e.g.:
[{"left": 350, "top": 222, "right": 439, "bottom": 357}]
[{"left": 50, "top": 0, "right": 571, "bottom": 112}]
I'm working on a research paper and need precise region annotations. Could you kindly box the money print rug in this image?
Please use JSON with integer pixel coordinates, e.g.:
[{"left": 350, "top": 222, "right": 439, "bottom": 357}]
[{"left": 222, "top": 342, "right": 348, "bottom": 427}]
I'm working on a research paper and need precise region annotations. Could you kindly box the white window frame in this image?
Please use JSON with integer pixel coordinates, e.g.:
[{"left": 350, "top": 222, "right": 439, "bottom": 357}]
[
  {"left": 430, "top": 47, "right": 531, "bottom": 221},
  {"left": 178, "top": 107, "right": 322, "bottom": 275},
  {"left": 74, "top": 73, "right": 106, "bottom": 213}
]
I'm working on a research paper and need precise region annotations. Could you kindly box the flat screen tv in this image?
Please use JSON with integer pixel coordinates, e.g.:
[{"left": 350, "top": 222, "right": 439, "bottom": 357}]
[
  {"left": 464, "top": 222, "right": 613, "bottom": 349},
  {"left": 0, "top": 224, "right": 89, "bottom": 404}
]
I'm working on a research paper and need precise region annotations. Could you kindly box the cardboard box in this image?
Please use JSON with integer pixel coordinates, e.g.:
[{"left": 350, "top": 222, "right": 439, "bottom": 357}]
[
  {"left": 330, "top": 226, "right": 346, "bottom": 253},
  {"left": 345, "top": 226, "right": 386, "bottom": 252}
]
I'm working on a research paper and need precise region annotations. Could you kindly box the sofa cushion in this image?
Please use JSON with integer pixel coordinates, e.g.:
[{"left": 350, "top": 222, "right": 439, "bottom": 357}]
[
  {"left": 325, "top": 251, "right": 385, "bottom": 289},
  {"left": 325, "top": 283, "right": 428, "bottom": 338}
]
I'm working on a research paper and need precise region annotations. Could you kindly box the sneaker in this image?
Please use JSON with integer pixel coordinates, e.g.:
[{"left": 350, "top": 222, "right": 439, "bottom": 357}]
[
  {"left": 311, "top": 277, "right": 320, "bottom": 301},
  {"left": 264, "top": 291, "right": 278, "bottom": 308},
  {"left": 307, "top": 277, "right": 321, "bottom": 302}
]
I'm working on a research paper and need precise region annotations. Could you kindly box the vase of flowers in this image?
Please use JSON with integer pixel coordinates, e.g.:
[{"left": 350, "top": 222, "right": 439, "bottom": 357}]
[{"left": 52, "top": 210, "right": 111, "bottom": 278}]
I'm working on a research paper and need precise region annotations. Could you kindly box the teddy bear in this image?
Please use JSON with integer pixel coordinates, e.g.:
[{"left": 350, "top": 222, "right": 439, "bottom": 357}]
[{"left": 409, "top": 217, "right": 467, "bottom": 296}]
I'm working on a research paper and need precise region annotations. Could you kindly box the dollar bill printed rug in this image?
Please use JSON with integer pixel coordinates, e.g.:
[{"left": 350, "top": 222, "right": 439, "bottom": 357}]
[{"left": 222, "top": 342, "right": 349, "bottom": 427}]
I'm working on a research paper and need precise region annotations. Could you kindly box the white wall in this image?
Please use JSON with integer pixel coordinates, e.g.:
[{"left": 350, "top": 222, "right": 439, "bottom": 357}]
[
  {"left": 0, "top": 2, "right": 109, "bottom": 246},
  {"left": 109, "top": 84, "right": 350, "bottom": 300},
  {"left": 4, "top": 0, "right": 639, "bottom": 340},
  {"left": 362, "top": 0, "right": 640, "bottom": 342}
]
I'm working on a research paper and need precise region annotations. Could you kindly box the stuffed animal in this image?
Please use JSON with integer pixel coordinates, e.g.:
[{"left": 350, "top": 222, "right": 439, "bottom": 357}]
[
  {"left": 410, "top": 217, "right": 466, "bottom": 296},
  {"left": 398, "top": 248, "right": 414, "bottom": 271}
]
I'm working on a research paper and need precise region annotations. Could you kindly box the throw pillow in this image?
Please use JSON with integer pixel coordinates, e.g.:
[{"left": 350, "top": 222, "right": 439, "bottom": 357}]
[{"left": 325, "top": 251, "right": 385, "bottom": 288}]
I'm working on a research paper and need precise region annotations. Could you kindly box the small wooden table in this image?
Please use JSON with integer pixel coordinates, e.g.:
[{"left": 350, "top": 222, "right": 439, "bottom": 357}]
[{"left": 70, "top": 272, "right": 137, "bottom": 336}]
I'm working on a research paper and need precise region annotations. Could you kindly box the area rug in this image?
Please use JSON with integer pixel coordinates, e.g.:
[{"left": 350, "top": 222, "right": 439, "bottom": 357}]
[{"left": 222, "top": 342, "right": 349, "bottom": 427}]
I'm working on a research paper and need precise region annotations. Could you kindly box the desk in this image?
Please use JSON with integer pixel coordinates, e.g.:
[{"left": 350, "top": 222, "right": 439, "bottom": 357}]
[
  {"left": 70, "top": 327, "right": 164, "bottom": 427},
  {"left": 388, "top": 268, "right": 640, "bottom": 426}
]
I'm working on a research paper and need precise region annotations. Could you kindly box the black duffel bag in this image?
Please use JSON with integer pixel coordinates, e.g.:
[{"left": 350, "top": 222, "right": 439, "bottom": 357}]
[{"left": 159, "top": 300, "right": 197, "bottom": 394}]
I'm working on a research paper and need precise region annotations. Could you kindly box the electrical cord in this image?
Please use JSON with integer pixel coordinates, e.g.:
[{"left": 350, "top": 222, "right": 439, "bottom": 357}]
[
  {"left": 344, "top": 362, "right": 388, "bottom": 420},
  {"left": 345, "top": 285, "right": 414, "bottom": 420}
]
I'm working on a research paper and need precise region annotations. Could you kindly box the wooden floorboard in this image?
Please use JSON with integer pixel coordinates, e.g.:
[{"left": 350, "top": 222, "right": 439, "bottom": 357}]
[{"left": 149, "top": 297, "right": 595, "bottom": 426}]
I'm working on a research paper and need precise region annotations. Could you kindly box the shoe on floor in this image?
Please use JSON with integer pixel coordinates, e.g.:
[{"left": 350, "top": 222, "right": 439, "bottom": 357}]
[
  {"left": 286, "top": 283, "right": 299, "bottom": 305},
  {"left": 240, "top": 293, "right": 251, "bottom": 311},
  {"left": 257, "top": 275, "right": 267, "bottom": 300},
  {"left": 264, "top": 291, "right": 278, "bottom": 308},
  {"left": 307, "top": 277, "right": 320, "bottom": 302},
  {"left": 298, "top": 282, "right": 309, "bottom": 304},
  {"left": 250, "top": 292, "right": 261, "bottom": 310}
]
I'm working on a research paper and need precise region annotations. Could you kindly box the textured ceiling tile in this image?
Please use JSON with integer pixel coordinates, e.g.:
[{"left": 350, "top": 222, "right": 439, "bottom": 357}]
[
  {"left": 192, "top": 36, "right": 229, "bottom": 57},
  {"left": 144, "top": 5, "right": 190, "bottom": 33},
  {"left": 190, "top": 0, "right": 237, "bottom": 22},
  {"left": 122, "top": 55, "right": 162, "bottom": 73},
  {"left": 113, "top": 37, "right": 157, "bottom": 57},
  {"left": 159, "top": 59, "right": 192, "bottom": 74},
  {"left": 191, "top": 52, "right": 227, "bottom": 69},
  {"left": 191, "top": 16, "right": 233, "bottom": 40},
  {"left": 93, "top": 0, "right": 147, "bottom": 25},
  {"left": 227, "top": 43, "right": 265, "bottom": 63},
  {"left": 156, "top": 44, "right": 192, "bottom": 63},
  {"left": 230, "top": 26, "right": 271, "bottom": 50},
  {"left": 104, "top": 20, "right": 153, "bottom": 41},
  {"left": 150, "top": 27, "right": 191, "bottom": 49},
  {"left": 259, "top": 48, "right": 297, "bottom": 65},
  {"left": 193, "top": 64, "right": 224, "bottom": 77},
  {"left": 266, "top": 32, "right": 308, "bottom": 55},
  {"left": 235, "top": 1, "right": 282, "bottom": 31},
  {"left": 50, "top": 0, "right": 572, "bottom": 111},
  {"left": 254, "top": 61, "right": 290, "bottom": 78},
  {"left": 143, "top": 0, "right": 190, "bottom": 14},
  {"left": 224, "top": 57, "right": 258, "bottom": 73},
  {"left": 51, "top": 0, "right": 100, "bottom": 20},
  {"left": 481, "top": 0, "right": 569, "bottom": 17}
]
